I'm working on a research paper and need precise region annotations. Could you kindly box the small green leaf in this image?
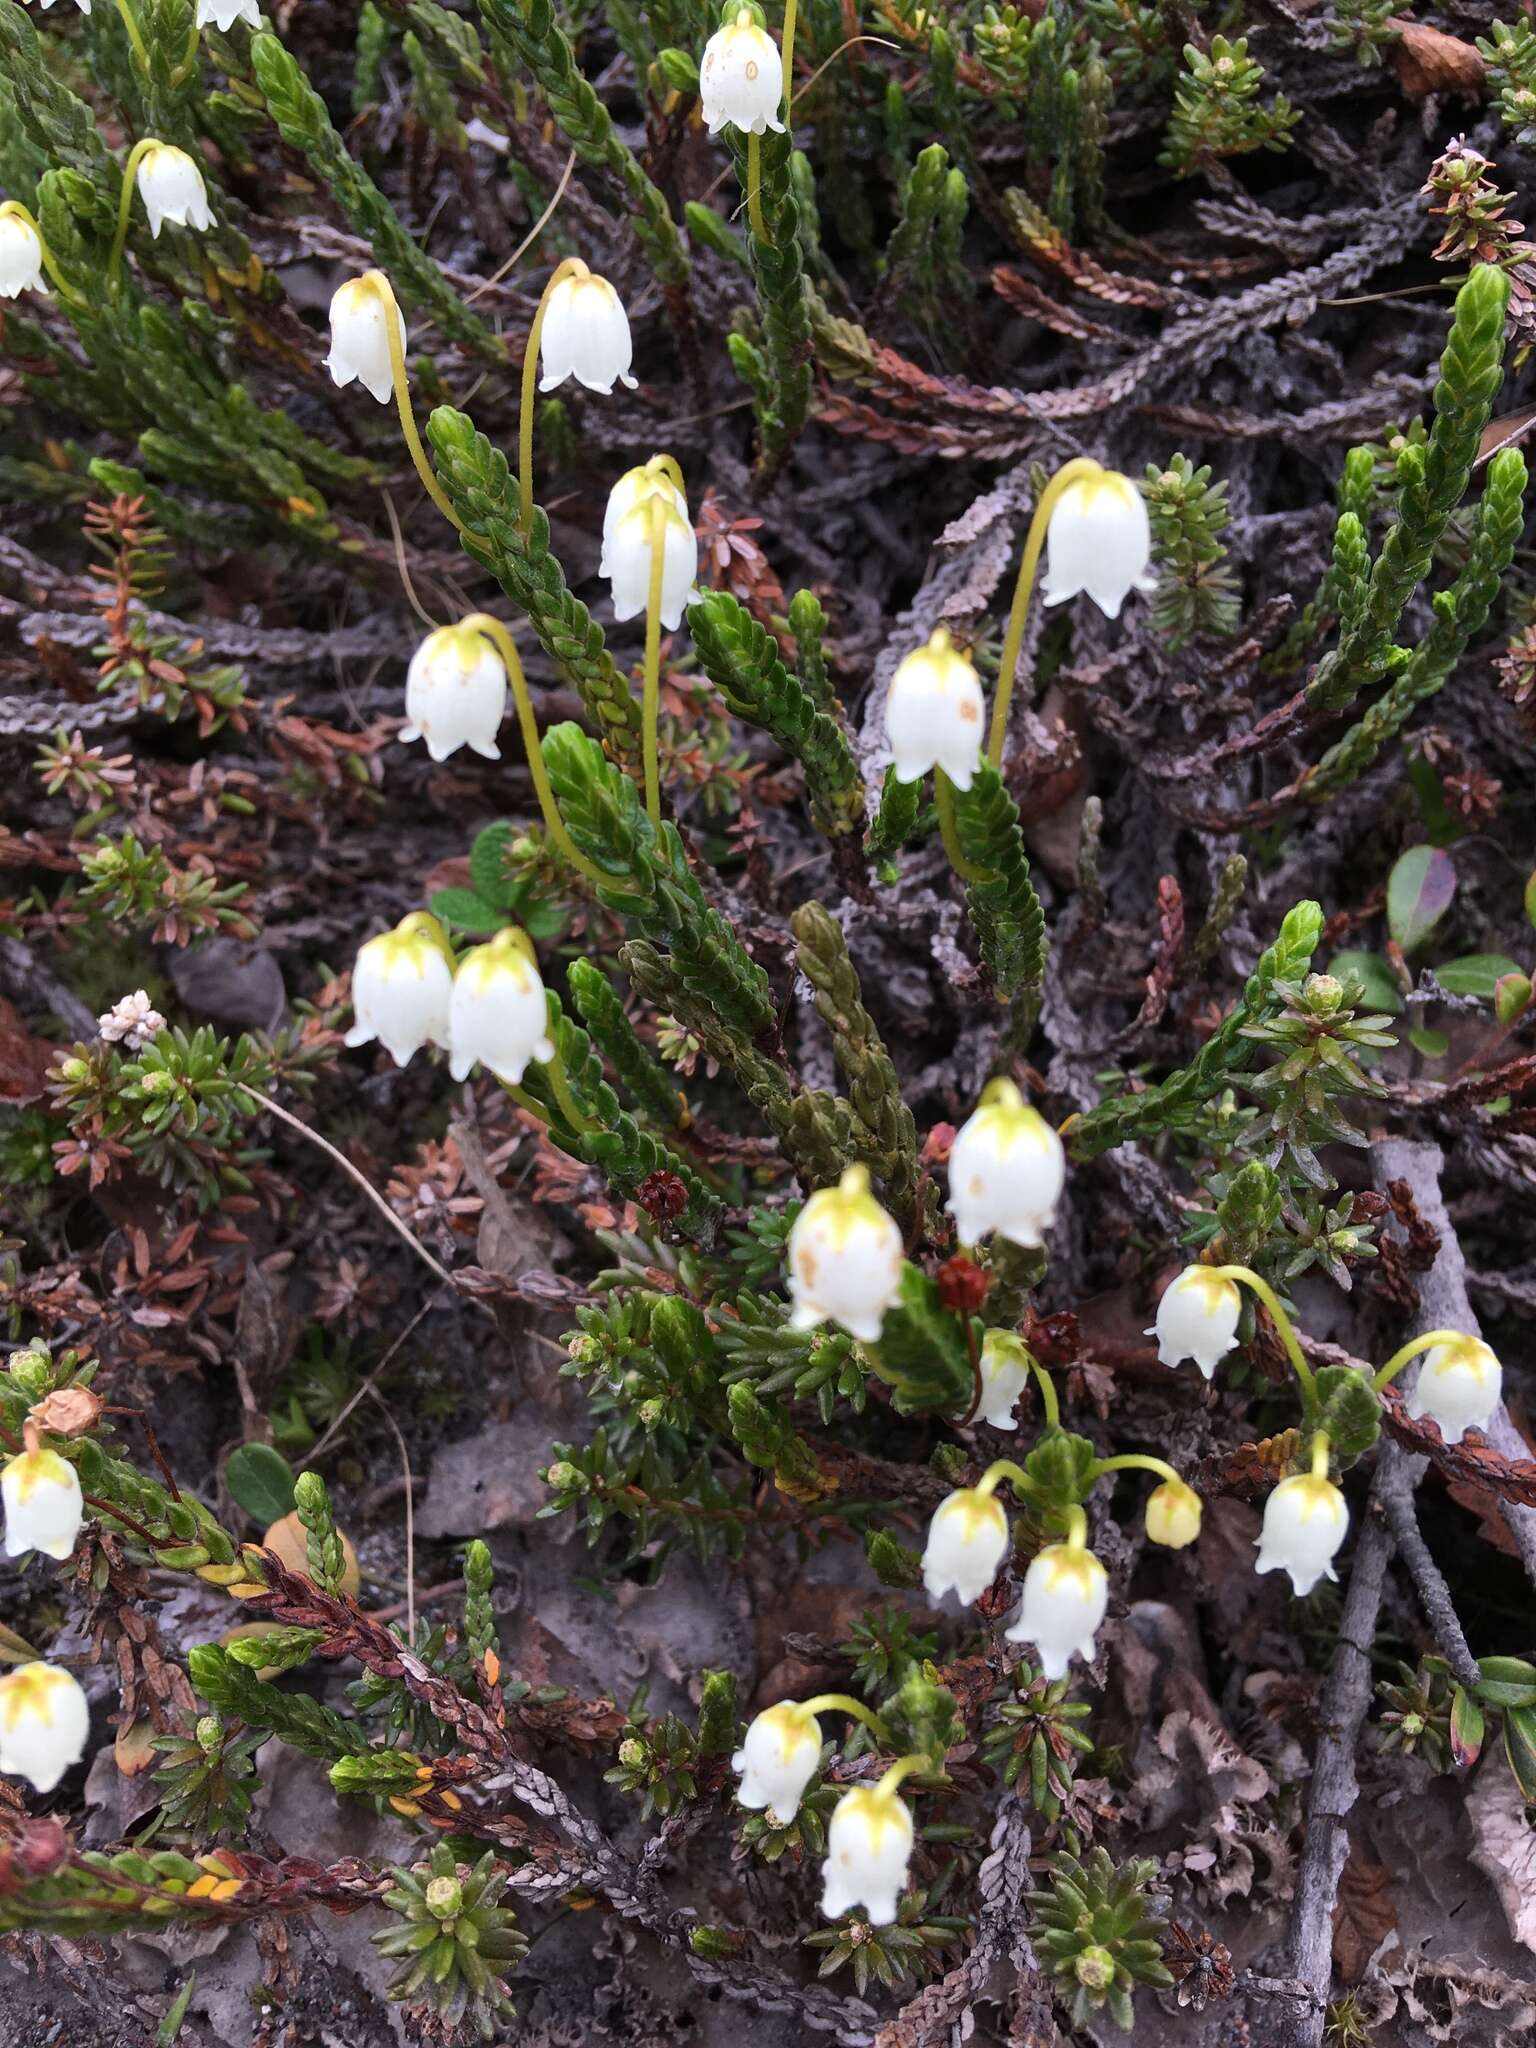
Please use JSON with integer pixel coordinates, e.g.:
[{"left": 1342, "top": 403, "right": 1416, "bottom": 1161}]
[
  {"left": 1495, "top": 973, "right": 1532, "bottom": 1025},
  {"left": 1387, "top": 845, "right": 1456, "bottom": 953},
  {"left": 430, "top": 886, "right": 507, "bottom": 935},
  {"left": 225, "top": 1443, "right": 297, "bottom": 1525},
  {"left": 1436, "top": 952, "right": 1524, "bottom": 999},
  {"left": 1525, "top": 870, "right": 1536, "bottom": 931},
  {"left": 157, "top": 1974, "right": 197, "bottom": 2046},
  {"left": 1502, "top": 1704, "right": 1536, "bottom": 1802},
  {"left": 1474, "top": 1657, "right": 1536, "bottom": 1709},
  {"left": 1329, "top": 950, "right": 1403, "bottom": 1015},
  {"left": 0, "top": 1621, "right": 42, "bottom": 1666},
  {"left": 1450, "top": 1684, "right": 1485, "bottom": 1767},
  {"left": 1408, "top": 1026, "right": 1449, "bottom": 1059}
]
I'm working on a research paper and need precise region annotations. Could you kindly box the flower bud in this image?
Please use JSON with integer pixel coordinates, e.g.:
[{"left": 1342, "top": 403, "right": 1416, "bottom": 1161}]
[
  {"left": 2, "top": 1446, "right": 84, "bottom": 1562},
  {"left": 786, "top": 1165, "right": 905, "bottom": 1344},
  {"left": 344, "top": 912, "right": 454, "bottom": 1068},
  {"left": 539, "top": 265, "right": 637, "bottom": 396},
  {"left": 1145, "top": 1478, "right": 1202, "bottom": 1550},
  {"left": 447, "top": 928, "right": 555, "bottom": 1087},
  {"left": 600, "top": 460, "right": 696, "bottom": 631},
  {"left": 976, "top": 1330, "right": 1031, "bottom": 1431},
  {"left": 0, "top": 1663, "right": 90, "bottom": 1794},
  {"left": 700, "top": 9, "right": 786, "bottom": 137},
  {"left": 1075, "top": 1945, "right": 1117, "bottom": 1992},
  {"left": 424, "top": 1874, "right": 464, "bottom": 1919},
  {"left": 946, "top": 1079, "right": 1065, "bottom": 1251},
  {"left": 820, "top": 1784, "right": 914, "bottom": 1925},
  {"left": 135, "top": 143, "right": 215, "bottom": 240},
  {"left": 326, "top": 274, "right": 408, "bottom": 406},
  {"left": 1004, "top": 1543, "right": 1107, "bottom": 1680},
  {"left": 1254, "top": 1474, "right": 1348, "bottom": 1596},
  {"left": 1043, "top": 469, "right": 1154, "bottom": 620},
  {"left": 1146, "top": 1266, "right": 1241, "bottom": 1379},
  {"left": 0, "top": 210, "right": 44, "bottom": 299},
  {"left": 731, "top": 1702, "right": 821, "bottom": 1825},
  {"left": 7, "top": 1350, "right": 52, "bottom": 1399},
  {"left": 922, "top": 1487, "right": 1010, "bottom": 1605},
  {"left": 884, "top": 629, "right": 986, "bottom": 793},
  {"left": 197, "top": 0, "right": 260, "bottom": 26},
  {"left": 1405, "top": 1335, "right": 1501, "bottom": 1447},
  {"left": 402, "top": 624, "right": 507, "bottom": 764}
]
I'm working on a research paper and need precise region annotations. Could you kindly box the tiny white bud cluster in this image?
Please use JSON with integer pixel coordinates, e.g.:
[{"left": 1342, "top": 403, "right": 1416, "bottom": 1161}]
[{"left": 97, "top": 990, "right": 167, "bottom": 1052}]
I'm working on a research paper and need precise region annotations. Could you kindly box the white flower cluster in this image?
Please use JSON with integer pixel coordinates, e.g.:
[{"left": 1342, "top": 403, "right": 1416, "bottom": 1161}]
[
  {"left": 346, "top": 917, "right": 554, "bottom": 1086},
  {"left": 96, "top": 989, "right": 167, "bottom": 1052}
]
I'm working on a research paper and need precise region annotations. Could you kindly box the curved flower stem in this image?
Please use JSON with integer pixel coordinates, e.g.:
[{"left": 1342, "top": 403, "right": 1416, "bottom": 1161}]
[
  {"left": 107, "top": 138, "right": 158, "bottom": 298},
  {"left": 1311, "top": 1430, "right": 1331, "bottom": 1481},
  {"left": 169, "top": 18, "right": 203, "bottom": 90},
  {"left": 745, "top": 130, "right": 768, "bottom": 244},
  {"left": 1373, "top": 1329, "right": 1466, "bottom": 1392},
  {"left": 518, "top": 256, "right": 587, "bottom": 534},
  {"left": 459, "top": 614, "right": 606, "bottom": 887},
  {"left": 374, "top": 270, "right": 465, "bottom": 534},
  {"left": 1210, "top": 1262, "right": 1318, "bottom": 1412},
  {"left": 652, "top": 453, "right": 688, "bottom": 498},
  {"left": 933, "top": 769, "right": 993, "bottom": 884},
  {"left": 0, "top": 202, "right": 89, "bottom": 311},
  {"left": 501, "top": 1081, "right": 551, "bottom": 1127},
  {"left": 535, "top": 1044, "right": 597, "bottom": 1135},
  {"left": 781, "top": 0, "right": 800, "bottom": 110},
  {"left": 1026, "top": 1351, "right": 1059, "bottom": 1430},
  {"left": 874, "top": 1751, "right": 933, "bottom": 1800},
  {"left": 800, "top": 1694, "right": 891, "bottom": 1745},
  {"left": 975, "top": 1457, "right": 1030, "bottom": 1501},
  {"left": 113, "top": 0, "right": 152, "bottom": 74},
  {"left": 641, "top": 497, "right": 667, "bottom": 826},
  {"left": 987, "top": 455, "right": 1103, "bottom": 768},
  {"left": 1062, "top": 1503, "right": 1088, "bottom": 1551},
  {"left": 1092, "top": 1452, "right": 1182, "bottom": 1486}
]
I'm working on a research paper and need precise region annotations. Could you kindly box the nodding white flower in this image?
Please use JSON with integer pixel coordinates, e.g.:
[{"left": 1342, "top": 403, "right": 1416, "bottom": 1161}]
[
  {"left": 96, "top": 989, "right": 166, "bottom": 1052},
  {"left": 884, "top": 629, "right": 985, "bottom": 793},
  {"left": 325, "top": 274, "right": 407, "bottom": 405},
  {"left": 731, "top": 1703, "right": 821, "bottom": 1826},
  {"left": 1405, "top": 1336, "right": 1501, "bottom": 1446},
  {"left": 976, "top": 1330, "right": 1031, "bottom": 1431},
  {"left": 2, "top": 1446, "right": 84, "bottom": 1561},
  {"left": 402, "top": 624, "right": 507, "bottom": 763},
  {"left": 947, "top": 1080, "right": 1065, "bottom": 1252},
  {"left": 32, "top": 0, "right": 92, "bottom": 10},
  {"left": 700, "top": 9, "right": 786, "bottom": 137},
  {"left": 0, "top": 1663, "right": 90, "bottom": 1794},
  {"left": 1147, "top": 1266, "right": 1241, "bottom": 1380},
  {"left": 539, "top": 264, "right": 637, "bottom": 396},
  {"left": 601, "top": 460, "right": 696, "bottom": 631},
  {"left": 1254, "top": 1474, "right": 1348, "bottom": 1597},
  {"left": 786, "top": 1165, "right": 905, "bottom": 1344},
  {"left": 135, "top": 143, "right": 214, "bottom": 241},
  {"left": 196, "top": 0, "right": 260, "bottom": 26},
  {"left": 821, "top": 1785, "right": 914, "bottom": 1925},
  {"left": 1145, "top": 1478, "right": 1202, "bottom": 1551},
  {"left": 1005, "top": 1543, "right": 1108, "bottom": 1680},
  {"left": 1042, "top": 468, "right": 1155, "bottom": 621},
  {"left": 922, "top": 1488, "right": 1010, "bottom": 1606},
  {"left": 344, "top": 912, "right": 454, "bottom": 1068},
  {"left": 447, "top": 929, "right": 554, "bottom": 1087},
  {"left": 0, "top": 212, "right": 45, "bottom": 299}
]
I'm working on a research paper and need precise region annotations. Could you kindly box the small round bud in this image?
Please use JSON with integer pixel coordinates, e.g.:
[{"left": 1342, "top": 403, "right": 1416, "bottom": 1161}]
[
  {"left": 1076, "top": 1946, "right": 1117, "bottom": 1991},
  {"left": 618, "top": 1738, "right": 647, "bottom": 1768},
  {"left": 545, "top": 1461, "right": 580, "bottom": 1492},
  {"left": 1145, "top": 1479, "right": 1202, "bottom": 1550},
  {"left": 1304, "top": 972, "right": 1344, "bottom": 1013},
  {"left": 424, "top": 1875, "right": 464, "bottom": 1919}
]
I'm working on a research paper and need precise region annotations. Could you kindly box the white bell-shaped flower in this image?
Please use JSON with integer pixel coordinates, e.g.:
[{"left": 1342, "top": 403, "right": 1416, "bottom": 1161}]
[
  {"left": 2, "top": 1446, "right": 84, "bottom": 1561},
  {"left": 0, "top": 212, "right": 45, "bottom": 299},
  {"left": 731, "top": 1702, "right": 821, "bottom": 1825},
  {"left": 0, "top": 1663, "right": 90, "bottom": 1794},
  {"left": 700, "top": 9, "right": 786, "bottom": 137},
  {"left": 1254, "top": 1474, "right": 1348, "bottom": 1597},
  {"left": 34, "top": 1, "right": 92, "bottom": 11},
  {"left": 922, "top": 1487, "right": 1010, "bottom": 1605},
  {"left": 1004, "top": 1543, "right": 1108, "bottom": 1680},
  {"left": 1042, "top": 468, "right": 1155, "bottom": 620},
  {"left": 820, "top": 1784, "right": 914, "bottom": 1925},
  {"left": 447, "top": 929, "right": 555, "bottom": 1087},
  {"left": 1405, "top": 1335, "right": 1501, "bottom": 1446},
  {"left": 884, "top": 629, "right": 985, "bottom": 792},
  {"left": 326, "top": 274, "right": 408, "bottom": 405},
  {"left": 976, "top": 1330, "right": 1031, "bottom": 1431},
  {"left": 601, "top": 460, "right": 696, "bottom": 631},
  {"left": 402, "top": 624, "right": 507, "bottom": 763},
  {"left": 947, "top": 1079, "right": 1065, "bottom": 1251},
  {"left": 135, "top": 143, "right": 214, "bottom": 240},
  {"left": 344, "top": 912, "right": 454, "bottom": 1068},
  {"left": 787, "top": 1165, "right": 905, "bottom": 1344},
  {"left": 1145, "top": 1478, "right": 1202, "bottom": 1551},
  {"left": 196, "top": 0, "right": 260, "bottom": 26},
  {"left": 1147, "top": 1266, "right": 1241, "bottom": 1379},
  {"left": 539, "top": 264, "right": 637, "bottom": 396}
]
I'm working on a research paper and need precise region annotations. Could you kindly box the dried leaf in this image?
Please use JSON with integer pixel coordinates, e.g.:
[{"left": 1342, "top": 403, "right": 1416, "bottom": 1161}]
[
  {"left": 1391, "top": 21, "right": 1487, "bottom": 100},
  {"left": 1333, "top": 1844, "right": 1398, "bottom": 1981}
]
